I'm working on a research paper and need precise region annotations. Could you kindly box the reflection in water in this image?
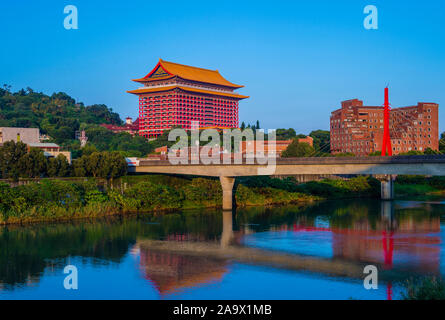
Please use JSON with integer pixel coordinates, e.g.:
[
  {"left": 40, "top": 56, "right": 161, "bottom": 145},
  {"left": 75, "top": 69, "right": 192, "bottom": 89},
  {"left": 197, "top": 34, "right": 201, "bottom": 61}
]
[
  {"left": 0, "top": 198, "right": 444, "bottom": 299},
  {"left": 140, "top": 250, "right": 227, "bottom": 297}
]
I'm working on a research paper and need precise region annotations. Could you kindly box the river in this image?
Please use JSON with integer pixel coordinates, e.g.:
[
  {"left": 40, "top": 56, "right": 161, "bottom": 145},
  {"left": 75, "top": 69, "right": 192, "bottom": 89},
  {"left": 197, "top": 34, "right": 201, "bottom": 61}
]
[{"left": 1, "top": 197, "right": 444, "bottom": 300}]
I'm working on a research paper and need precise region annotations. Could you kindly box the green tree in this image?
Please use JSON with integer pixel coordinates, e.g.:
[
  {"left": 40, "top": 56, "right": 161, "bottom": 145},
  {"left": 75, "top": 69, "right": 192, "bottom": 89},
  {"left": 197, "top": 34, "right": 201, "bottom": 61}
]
[
  {"left": 439, "top": 132, "right": 445, "bottom": 153},
  {"left": 47, "top": 157, "right": 60, "bottom": 177},
  {"left": 309, "top": 130, "right": 330, "bottom": 153},
  {"left": 0, "top": 141, "right": 28, "bottom": 180},
  {"left": 281, "top": 139, "right": 315, "bottom": 157},
  {"left": 18, "top": 148, "right": 47, "bottom": 178},
  {"left": 275, "top": 128, "right": 297, "bottom": 140},
  {"left": 72, "top": 156, "right": 86, "bottom": 177},
  {"left": 57, "top": 154, "right": 71, "bottom": 177}
]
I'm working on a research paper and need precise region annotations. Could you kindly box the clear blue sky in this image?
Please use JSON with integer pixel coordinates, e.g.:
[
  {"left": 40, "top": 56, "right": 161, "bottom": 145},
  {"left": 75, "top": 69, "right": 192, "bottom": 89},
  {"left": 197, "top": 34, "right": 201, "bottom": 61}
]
[{"left": 1, "top": 0, "right": 444, "bottom": 133}]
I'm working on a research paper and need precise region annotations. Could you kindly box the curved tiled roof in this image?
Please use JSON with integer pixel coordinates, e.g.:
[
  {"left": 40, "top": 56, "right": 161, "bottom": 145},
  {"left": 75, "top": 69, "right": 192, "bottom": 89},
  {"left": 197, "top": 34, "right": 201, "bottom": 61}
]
[
  {"left": 133, "top": 59, "right": 244, "bottom": 88},
  {"left": 127, "top": 85, "right": 249, "bottom": 99}
]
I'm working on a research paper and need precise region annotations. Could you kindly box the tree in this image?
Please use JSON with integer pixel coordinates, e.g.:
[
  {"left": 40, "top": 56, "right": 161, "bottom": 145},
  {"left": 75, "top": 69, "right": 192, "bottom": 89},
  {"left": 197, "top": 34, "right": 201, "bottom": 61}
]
[
  {"left": 424, "top": 147, "right": 442, "bottom": 155},
  {"left": 275, "top": 128, "right": 297, "bottom": 140},
  {"left": 281, "top": 139, "right": 315, "bottom": 157},
  {"left": 73, "top": 151, "right": 127, "bottom": 180},
  {"left": 335, "top": 152, "right": 355, "bottom": 157},
  {"left": 309, "top": 130, "right": 330, "bottom": 153},
  {"left": 72, "top": 156, "right": 86, "bottom": 177},
  {"left": 47, "top": 157, "right": 60, "bottom": 177},
  {"left": 0, "top": 141, "right": 28, "bottom": 180},
  {"left": 57, "top": 154, "right": 71, "bottom": 177},
  {"left": 240, "top": 122, "right": 246, "bottom": 130},
  {"left": 440, "top": 132, "right": 445, "bottom": 153},
  {"left": 18, "top": 148, "right": 47, "bottom": 178}
]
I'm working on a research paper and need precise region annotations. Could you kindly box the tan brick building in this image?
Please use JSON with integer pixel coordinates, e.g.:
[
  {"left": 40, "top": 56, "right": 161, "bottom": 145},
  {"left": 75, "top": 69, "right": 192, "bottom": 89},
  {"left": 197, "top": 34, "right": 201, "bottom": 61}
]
[{"left": 330, "top": 99, "right": 439, "bottom": 156}]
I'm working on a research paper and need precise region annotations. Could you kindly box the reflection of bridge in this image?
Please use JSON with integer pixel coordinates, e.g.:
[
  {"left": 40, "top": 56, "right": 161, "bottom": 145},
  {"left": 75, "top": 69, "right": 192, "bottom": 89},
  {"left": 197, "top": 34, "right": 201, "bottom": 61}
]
[
  {"left": 136, "top": 202, "right": 442, "bottom": 299},
  {"left": 129, "top": 156, "right": 445, "bottom": 209}
]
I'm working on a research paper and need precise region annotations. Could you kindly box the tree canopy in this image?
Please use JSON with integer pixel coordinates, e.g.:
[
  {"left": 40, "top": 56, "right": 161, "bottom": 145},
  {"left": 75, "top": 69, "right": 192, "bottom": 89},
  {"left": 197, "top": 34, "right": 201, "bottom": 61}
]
[
  {"left": 0, "top": 86, "right": 153, "bottom": 158},
  {"left": 281, "top": 138, "right": 315, "bottom": 157}
]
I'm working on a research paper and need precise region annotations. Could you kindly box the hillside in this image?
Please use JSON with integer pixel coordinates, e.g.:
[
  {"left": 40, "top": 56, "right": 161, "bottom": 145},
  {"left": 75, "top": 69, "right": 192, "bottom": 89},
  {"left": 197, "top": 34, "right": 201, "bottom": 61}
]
[{"left": 0, "top": 86, "right": 153, "bottom": 157}]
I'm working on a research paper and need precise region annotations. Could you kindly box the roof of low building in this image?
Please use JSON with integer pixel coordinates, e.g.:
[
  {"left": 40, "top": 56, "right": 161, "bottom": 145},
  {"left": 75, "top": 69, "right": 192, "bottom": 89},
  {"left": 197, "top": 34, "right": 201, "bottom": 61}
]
[{"left": 28, "top": 143, "right": 60, "bottom": 148}]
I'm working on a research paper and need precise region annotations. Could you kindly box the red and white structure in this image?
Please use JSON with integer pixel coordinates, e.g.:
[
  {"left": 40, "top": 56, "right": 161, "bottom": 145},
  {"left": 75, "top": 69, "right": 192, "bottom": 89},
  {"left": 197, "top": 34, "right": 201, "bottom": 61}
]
[{"left": 128, "top": 59, "right": 248, "bottom": 139}]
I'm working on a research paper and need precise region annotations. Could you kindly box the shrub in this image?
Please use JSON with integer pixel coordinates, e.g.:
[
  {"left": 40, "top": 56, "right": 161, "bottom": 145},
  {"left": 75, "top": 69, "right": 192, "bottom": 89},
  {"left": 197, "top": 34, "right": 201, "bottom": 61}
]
[
  {"left": 183, "top": 178, "right": 221, "bottom": 204},
  {"left": 124, "top": 181, "right": 183, "bottom": 210},
  {"left": 402, "top": 277, "right": 445, "bottom": 300}
]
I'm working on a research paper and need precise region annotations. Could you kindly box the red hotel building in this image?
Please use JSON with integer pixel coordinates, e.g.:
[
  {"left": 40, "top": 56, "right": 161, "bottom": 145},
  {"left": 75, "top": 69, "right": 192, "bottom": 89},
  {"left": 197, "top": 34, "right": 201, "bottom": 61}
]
[
  {"left": 128, "top": 59, "right": 248, "bottom": 139},
  {"left": 330, "top": 98, "right": 439, "bottom": 156}
]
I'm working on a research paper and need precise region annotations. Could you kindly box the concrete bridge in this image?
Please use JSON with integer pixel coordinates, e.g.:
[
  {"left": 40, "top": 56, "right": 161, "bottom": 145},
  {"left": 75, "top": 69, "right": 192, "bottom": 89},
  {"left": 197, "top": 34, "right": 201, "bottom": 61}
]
[{"left": 128, "top": 155, "right": 445, "bottom": 210}]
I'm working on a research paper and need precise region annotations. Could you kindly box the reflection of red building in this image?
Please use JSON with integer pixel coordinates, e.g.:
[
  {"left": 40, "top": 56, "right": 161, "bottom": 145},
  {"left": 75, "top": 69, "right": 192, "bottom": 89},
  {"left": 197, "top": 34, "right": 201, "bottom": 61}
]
[
  {"left": 330, "top": 218, "right": 441, "bottom": 273},
  {"left": 289, "top": 217, "right": 441, "bottom": 274},
  {"left": 139, "top": 249, "right": 227, "bottom": 297},
  {"left": 128, "top": 59, "right": 248, "bottom": 139}
]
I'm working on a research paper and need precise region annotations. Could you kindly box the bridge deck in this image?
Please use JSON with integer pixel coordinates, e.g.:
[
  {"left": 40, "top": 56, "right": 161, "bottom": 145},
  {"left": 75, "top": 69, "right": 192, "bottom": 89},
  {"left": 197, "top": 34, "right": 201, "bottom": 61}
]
[{"left": 130, "top": 155, "right": 445, "bottom": 177}]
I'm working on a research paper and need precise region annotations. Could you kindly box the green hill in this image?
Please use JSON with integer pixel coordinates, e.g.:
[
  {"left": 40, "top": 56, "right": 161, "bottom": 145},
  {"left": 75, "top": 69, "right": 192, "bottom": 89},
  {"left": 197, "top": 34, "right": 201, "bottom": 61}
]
[{"left": 0, "top": 86, "right": 152, "bottom": 157}]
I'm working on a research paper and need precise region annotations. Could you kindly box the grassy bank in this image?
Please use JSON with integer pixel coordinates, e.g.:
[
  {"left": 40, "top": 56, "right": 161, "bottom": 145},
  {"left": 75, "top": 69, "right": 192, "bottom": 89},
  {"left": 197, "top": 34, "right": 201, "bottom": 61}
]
[
  {"left": 0, "top": 176, "right": 320, "bottom": 225},
  {"left": 395, "top": 175, "right": 445, "bottom": 196}
]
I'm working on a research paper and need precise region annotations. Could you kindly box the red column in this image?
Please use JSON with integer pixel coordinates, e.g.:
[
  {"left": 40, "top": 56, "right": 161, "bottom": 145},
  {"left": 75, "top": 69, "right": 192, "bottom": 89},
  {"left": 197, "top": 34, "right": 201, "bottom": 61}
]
[{"left": 381, "top": 87, "right": 393, "bottom": 156}]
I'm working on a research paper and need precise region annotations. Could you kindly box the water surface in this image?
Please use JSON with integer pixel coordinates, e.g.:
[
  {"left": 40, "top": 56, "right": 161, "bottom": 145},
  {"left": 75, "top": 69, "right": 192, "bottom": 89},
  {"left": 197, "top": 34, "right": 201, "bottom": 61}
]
[{"left": 1, "top": 198, "right": 444, "bottom": 300}]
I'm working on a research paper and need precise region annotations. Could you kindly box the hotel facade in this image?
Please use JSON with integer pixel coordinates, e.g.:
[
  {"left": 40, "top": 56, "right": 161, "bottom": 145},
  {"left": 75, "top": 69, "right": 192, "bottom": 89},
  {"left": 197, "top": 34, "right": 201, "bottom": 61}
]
[
  {"left": 330, "top": 99, "right": 439, "bottom": 156},
  {"left": 128, "top": 59, "right": 248, "bottom": 139}
]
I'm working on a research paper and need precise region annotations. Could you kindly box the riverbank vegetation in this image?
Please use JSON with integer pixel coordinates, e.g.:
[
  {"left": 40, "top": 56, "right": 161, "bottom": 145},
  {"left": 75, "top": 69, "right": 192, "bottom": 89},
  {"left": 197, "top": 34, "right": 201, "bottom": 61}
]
[
  {"left": 395, "top": 175, "right": 445, "bottom": 196},
  {"left": 0, "top": 174, "right": 384, "bottom": 225},
  {"left": 1, "top": 172, "right": 443, "bottom": 225},
  {"left": 402, "top": 277, "right": 445, "bottom": 300}
]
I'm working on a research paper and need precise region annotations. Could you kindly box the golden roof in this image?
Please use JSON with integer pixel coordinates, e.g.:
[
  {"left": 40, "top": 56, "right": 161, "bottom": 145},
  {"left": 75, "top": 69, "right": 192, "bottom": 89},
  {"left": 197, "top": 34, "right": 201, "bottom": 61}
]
[
  {"left": 133, "top": 59, "right": 244, "bottom": 88},
  {"left": 127, "top": 85, "right": 249, "bottom": 99}
]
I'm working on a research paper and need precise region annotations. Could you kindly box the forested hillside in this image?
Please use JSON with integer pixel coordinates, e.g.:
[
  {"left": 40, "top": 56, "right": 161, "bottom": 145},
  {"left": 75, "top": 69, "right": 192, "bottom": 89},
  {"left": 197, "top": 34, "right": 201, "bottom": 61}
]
[{"left": 0, "top": 86, "right": 153, "bottom": 157}]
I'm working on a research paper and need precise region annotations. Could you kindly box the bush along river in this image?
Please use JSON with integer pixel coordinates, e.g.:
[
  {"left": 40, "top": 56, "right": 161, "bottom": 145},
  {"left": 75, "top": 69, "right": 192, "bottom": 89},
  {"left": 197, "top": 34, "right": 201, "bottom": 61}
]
[{"left": 1, "top": 196, "right": 445, "bottom": 300}]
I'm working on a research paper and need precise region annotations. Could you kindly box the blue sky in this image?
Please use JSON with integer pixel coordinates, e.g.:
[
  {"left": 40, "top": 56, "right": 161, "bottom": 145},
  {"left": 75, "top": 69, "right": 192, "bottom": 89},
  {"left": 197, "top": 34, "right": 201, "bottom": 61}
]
[{"left": 1, "top": 0, "right": 444, "bottom": 133}]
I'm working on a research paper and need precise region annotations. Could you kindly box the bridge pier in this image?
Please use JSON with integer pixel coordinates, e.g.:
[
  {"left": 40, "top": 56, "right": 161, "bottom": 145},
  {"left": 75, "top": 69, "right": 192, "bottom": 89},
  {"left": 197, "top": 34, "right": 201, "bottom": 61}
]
[
  {"left": 376, "top": 175, "right": 396, "bottom": 200},
  {"left": 220, "top": 176, "right": 235, "bottom": 210}
]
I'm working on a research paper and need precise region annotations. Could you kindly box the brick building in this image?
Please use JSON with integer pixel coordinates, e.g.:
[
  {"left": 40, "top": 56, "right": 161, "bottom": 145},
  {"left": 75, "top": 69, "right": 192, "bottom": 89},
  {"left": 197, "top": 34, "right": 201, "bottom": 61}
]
[
  {"left": 330, "top": 99, "right": 439, "bottom": 156},
  {"left": 127, "top": 59, "right": 248, "bottom": 139}
]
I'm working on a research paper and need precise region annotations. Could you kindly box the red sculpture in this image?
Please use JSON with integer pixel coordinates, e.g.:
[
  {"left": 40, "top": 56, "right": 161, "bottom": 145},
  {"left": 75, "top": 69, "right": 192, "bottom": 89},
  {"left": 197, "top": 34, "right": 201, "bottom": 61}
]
[{"left": 381, "top": 87, "right": 393, "bottom": 156}]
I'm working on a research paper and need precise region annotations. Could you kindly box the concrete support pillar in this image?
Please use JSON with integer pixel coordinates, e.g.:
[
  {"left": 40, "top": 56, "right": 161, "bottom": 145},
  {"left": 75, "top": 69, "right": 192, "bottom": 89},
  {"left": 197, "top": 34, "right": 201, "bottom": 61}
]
[
  {"left": 376, "top": 175, "right": 396, "bottom": 200},
  {"left": 220, "top": 176, "right": 235, "bottom": 211}
]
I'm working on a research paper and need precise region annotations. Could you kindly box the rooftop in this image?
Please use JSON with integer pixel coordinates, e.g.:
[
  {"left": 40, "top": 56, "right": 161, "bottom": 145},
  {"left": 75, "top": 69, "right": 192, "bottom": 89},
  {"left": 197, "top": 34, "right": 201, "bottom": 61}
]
[
  {"left": 132, "top": 59, "right": 244, "bottom": 88},
  {"left": 127, "top": 85, "right": 248, "bottom": 99}
]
